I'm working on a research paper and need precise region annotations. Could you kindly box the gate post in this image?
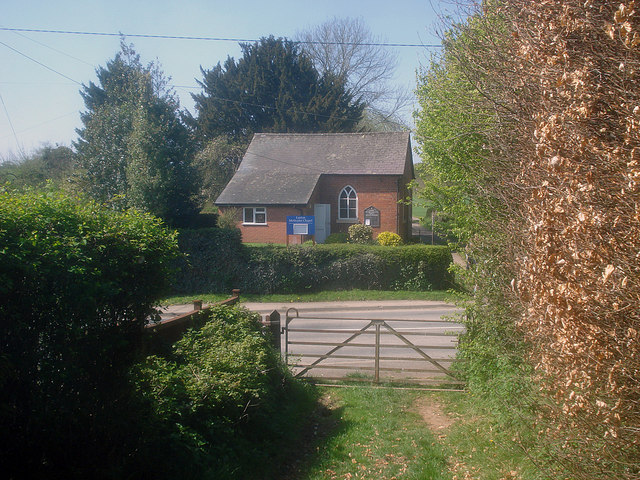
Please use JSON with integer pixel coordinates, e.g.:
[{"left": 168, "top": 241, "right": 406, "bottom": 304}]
[
  {"left": 374, "top": 321, "right": 381, "bottom": 384},
  {"left": 262, "top": 310, "right": 281, "bottom": 353}
]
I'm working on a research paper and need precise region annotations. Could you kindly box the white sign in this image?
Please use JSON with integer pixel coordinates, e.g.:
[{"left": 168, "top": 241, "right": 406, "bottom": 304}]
[{"left": 292, "top": 223, "right": 309, "bottom": 235}]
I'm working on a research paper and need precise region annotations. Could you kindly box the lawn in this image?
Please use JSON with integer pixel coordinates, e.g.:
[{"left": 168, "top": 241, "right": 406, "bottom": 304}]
[
  {"left": 286, "top": 384, "right": 551, "bottom": 480},
  {"left": 412, "top": 203, "right": 428, "bottom": 221},
  {"left": 161, "top": 289, "right": 464, "bottom": 306},
  {"left": 291, "top": 385, "right": 451, "bottom": 480}
]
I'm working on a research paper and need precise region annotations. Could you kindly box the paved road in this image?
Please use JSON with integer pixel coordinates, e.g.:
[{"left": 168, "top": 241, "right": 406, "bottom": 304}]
[
  {"left": 158, "top": 300, "right": 464, "bottom": 384},
  {"left": 246, "top": 301, "right": 464, "bottom": 384}
]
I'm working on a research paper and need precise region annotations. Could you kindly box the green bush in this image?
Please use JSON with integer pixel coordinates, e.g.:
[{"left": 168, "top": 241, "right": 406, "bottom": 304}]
[
  {"left": 171, "top": 227, "right": 245, "bottom": 294},
  {"left": 170, "top": 231, "right": 454, "bottom": 294},
  {"left": 324, "top": 232, "right": 348, "bottom": 244},
  {"left": 217, "top": 207, "right": 240, "bottom": 230},
  {"left": 377, "top": 231, "right": 403, "bottom": 246},
  {"left": 240, "top": 244, "right": 451, "bottom": 293},
  {"left": 133, "top": 306, "right": 315, "bottom": 479},
  {"left": 0, "top": 187, "right": 180, "bottom": 478},
  {"left": 348, "top": 223, "right": 373, "bottom": 244}
]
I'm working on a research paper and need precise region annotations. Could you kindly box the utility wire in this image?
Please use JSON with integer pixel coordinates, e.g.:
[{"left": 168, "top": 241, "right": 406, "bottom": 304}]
[
  {"left": 0, "top": 90, "right": 23, "bottom": 155},
  {"left": 11, "top": 30, "right": 95, "bottom": 67},
  {"left": 0, "top": 111, "right": 78, "bottom": 141},
  {"left": 0, "top": 40, "right": 82, "bottom": 85},
  {"left": 0, "top": 27, "right": 442, "bottom": 48}
]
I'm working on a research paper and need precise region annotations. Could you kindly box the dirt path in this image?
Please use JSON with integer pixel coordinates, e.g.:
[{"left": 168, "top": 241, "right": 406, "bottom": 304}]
[{"left": 414, "top": 395, "right": 457, "bottom": 435}]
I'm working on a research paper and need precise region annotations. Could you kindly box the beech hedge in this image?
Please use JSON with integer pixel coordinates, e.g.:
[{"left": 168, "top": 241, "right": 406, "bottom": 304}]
[{"left": 171, "top": 229, "right": 453, "bottom": 294}]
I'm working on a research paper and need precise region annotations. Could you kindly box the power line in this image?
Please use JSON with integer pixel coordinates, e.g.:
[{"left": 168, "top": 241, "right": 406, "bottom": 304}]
[
  {"left": 0, "top": 111, "right": 78, "bottom": 141},
  {"left": 0, "top": 90, "right": 23, "bottom": 155},
  {"left": 0, "top": 27, "right": 442, "bottom": 48},
  {"left": 12, "top": 30, "right": 95, "bottom": 67},
  {"left": 0, "top": 40, "right": 82, "bottom": 85}
]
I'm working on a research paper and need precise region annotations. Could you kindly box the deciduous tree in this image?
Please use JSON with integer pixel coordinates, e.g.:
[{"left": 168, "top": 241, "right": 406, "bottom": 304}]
[
  {"left": 297, "top": 17, "right": 410, "bottom": 130},
  {"left": 0, "top": 144, "right": 74, "bottom": 187},
  {"left": 416, "top": 1, "right": 640, "bottom": 476}
]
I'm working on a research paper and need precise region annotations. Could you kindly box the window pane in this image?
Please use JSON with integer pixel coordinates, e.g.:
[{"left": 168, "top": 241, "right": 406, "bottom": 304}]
[
  {"left": 244, "top": 208, "right": 253, "bottom": 223},
  {"left": 339, "top": 186, "right": 357, "bottom": 219},
  {"left": 255, "top": 212, "right": 266, "bottom": 224}
]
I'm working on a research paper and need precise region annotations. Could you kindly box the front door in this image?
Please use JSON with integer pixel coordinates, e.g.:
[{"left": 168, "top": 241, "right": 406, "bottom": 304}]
[{"left": 314, "top": 204, "right": 331, "bottom": 243}]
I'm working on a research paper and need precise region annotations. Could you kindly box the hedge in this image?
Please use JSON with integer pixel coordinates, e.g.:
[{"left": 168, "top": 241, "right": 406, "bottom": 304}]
[
  {"left": 171, "top": 230, "right": 453, "bottom": 294},
  {"left": 171, "top": 227, "right": 246, "bottom": 294},
  {"left": 0, "top": 188, "right": 180, "bottom": 478},
  {"left": 132, "top": 305, "right": 315, "bottom": 479}
]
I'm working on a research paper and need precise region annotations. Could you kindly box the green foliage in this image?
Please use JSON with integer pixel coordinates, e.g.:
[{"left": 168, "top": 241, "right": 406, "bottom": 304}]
[
  {"left": 414, "top": 7, "right": 529, "bottom": 413},
  {"left": 133, "top": 306, "right": 316, "bottom": 479},
  {"left": 171, "top": 238, "right": 453, "bottom": 294},
  {"left": 194, "top": 135, "right": 246, "bottom": 205},
  {"left": 413, "top": 18, "right": 509, "bottom": 243},
  {"left": 171, "top": 227, "right": 245, "bottom": 294},
  {"left": 192, "top": 36, "right": 364, "bottom": 145},
  {"left": 216, "top": 207, "right": 240, "bottom": 230},
  {"left": 74, "top": 41, "right": 199, "bottom": 225},
  {"left": 347, "top": 223, "right": 373, "bottom": 244},
  {"left": 0, "top": 144, "right": 75, "bottom": 188},
  {"left": 376, "top": 231, "right": 402, "bottom": 246},
  {"left": 0, "top": 187, "right": 180, "bottom": 478},
  {"left": 324, "top": 232, "right": 349, "bottom": 244}
]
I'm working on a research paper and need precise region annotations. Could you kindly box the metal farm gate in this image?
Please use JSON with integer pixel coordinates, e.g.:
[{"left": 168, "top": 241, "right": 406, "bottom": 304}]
[{"left": 283, "top": 308, "right": 464, "bottom": 387}]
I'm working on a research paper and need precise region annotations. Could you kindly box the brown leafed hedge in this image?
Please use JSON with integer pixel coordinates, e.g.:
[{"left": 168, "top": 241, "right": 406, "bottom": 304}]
[
  {"left": 507, "top": 1, "right": 640, "bottom": 471},
  {"left": 420, "top": 0, "right": 640, "bottom": 476}
]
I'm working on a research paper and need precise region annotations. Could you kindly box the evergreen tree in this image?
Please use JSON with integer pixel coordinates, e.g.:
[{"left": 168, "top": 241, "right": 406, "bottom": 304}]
[
  {"left": 192, "top": 36, "right": 364, "bottom": 144},
  {"left": 75, "top": 41, "right": 199, "bottom": 224}
]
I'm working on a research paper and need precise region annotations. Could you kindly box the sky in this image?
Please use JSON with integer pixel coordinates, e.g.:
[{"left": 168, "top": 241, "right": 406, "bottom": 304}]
[{"left": 0, "top": 0, "right": 453, "bottom": 160}]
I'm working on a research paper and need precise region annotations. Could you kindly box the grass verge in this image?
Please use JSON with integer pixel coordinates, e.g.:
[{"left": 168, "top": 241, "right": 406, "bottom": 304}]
[
  {"left": 161, "top": 289, "right": 463, "bottom": 306},
  {"left": 438, "top": 391, "right": 557, "bottom": 480},
  {"left": 291, "top": 383, "right": 450, "bottom": 480},
  {"left": 287, "top": 383, "right": 555, "bottom": 480}
]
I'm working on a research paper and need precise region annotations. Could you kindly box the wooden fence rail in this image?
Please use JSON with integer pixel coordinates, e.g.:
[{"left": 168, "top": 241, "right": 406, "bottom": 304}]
[{"left": 144, "top": 289, "right": 240, "bottom": 344}]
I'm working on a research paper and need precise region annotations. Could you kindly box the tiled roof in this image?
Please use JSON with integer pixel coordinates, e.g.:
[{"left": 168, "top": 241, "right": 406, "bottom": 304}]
[{"left": 215, "top": 132, "right": 411, "bottom": 205}]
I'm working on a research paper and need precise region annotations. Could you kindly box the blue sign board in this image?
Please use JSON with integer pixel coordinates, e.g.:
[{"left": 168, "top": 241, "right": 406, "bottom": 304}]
[{"left": 286, "top": 215, "right": 315, "bottom": 235}]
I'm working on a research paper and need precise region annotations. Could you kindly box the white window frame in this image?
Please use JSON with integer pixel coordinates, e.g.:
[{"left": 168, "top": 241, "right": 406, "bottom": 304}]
[
  {"left": 338, "top": 185, "right": 358, "bottom": 221},
  {"left": 243, "top": 207, "right": 267, "bottom": 225}
]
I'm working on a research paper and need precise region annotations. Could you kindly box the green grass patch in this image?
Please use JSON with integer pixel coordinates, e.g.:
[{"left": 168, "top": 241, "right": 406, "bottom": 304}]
[
  {"left": 296, "top": 385, "right": 449, "bottom": 480},
  {"left": 161, "top": 289, "right": 463, "bottom": 306},
  {"left": 439, "top": 391, "right": 558, "bottom": 480},
  {"left": 412, "top": 203, "right": 428, "bottom": 220}
]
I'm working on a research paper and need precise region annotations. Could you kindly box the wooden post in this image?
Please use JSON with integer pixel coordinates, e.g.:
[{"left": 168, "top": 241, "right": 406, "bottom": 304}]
[
  {"left": 232, "top": 289, "right": 240, "bottom": 299},
  {"left": 262, "top": 310, "right": 281, "bottom": 353},
  {"left": 193, "top": 300, "right": 203, "bottom": 311},
  {"left": 374, "top": 321, "right": 381, "bottom": 384}
]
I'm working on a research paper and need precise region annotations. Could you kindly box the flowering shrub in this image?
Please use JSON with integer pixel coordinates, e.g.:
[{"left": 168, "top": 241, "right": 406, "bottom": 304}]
[
  {"left": 376, "top": 231, "right": 402, "bottom": 246},
  {"left": 347, "top": 223, "right": 373, "bottom": 244}
]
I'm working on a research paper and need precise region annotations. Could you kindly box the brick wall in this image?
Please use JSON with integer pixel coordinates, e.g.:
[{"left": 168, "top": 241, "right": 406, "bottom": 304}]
[
  {"left": 220, "top": 206, "right": 311, "bottom": 244},
  {"left": 316, "top": 175, "right": 405, "bottom": 238},
  {"left": 220, "top": 171, "right": 413, "bottom": 244}
]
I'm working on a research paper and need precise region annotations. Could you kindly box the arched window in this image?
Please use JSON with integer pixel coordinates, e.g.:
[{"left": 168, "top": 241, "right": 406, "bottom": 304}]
[{"left": 338, "top": 185, "right": 358, "bottom": 220}]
